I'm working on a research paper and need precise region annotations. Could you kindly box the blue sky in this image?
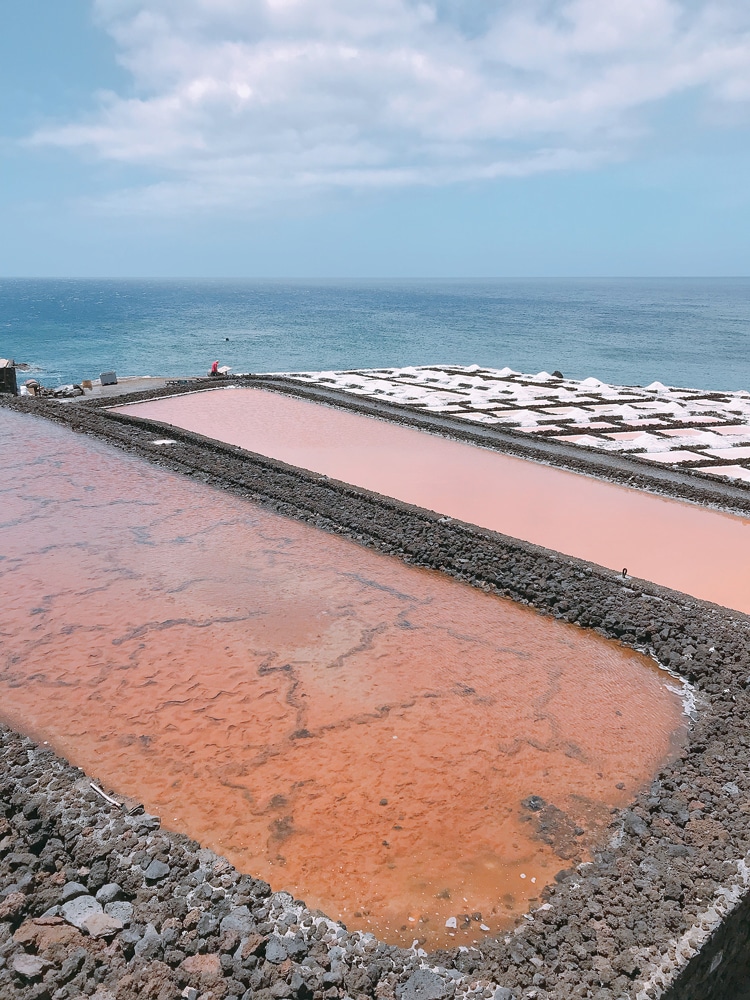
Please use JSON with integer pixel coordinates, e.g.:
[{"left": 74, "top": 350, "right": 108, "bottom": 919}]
[{"left": 2, "top": 0, "right": 750, "bottom": 277}]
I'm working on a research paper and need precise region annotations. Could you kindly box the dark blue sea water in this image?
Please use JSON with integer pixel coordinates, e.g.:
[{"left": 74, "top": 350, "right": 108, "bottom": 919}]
[{"left": 1, "top": 278, "right": 749, "bottom": 390}]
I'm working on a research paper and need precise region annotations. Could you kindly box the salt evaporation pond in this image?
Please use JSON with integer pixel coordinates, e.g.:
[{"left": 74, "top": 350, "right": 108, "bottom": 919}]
[
  {"left": 114, "top": 386, "right": 750, "bottom": 614},
  {"left": 0, "top": 408, "right": 686, "bottom": 948}
]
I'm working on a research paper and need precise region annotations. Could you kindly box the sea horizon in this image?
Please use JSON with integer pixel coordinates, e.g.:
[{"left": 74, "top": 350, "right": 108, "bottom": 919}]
[{"left": 2, "top": 275, "right": 749, "bottom": 392}]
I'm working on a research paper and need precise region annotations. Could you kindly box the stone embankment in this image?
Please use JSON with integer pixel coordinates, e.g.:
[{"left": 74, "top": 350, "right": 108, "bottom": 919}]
[{"left": 2, "top": 387, "right": 750, "bottom": 999}]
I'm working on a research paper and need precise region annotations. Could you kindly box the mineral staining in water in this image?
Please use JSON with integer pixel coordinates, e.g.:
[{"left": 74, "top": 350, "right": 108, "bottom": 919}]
[
  {"left": 114, "top": 387, "right": 750, "bottom": 614},
  {"left": 0, "top": 410, "right": 686, "bottom": 949}
]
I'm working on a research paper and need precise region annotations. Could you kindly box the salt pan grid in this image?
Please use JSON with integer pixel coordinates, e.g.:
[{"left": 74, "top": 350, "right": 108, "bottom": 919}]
[{"left": 282, "top": 366, "right": 750, "bottom": 484}]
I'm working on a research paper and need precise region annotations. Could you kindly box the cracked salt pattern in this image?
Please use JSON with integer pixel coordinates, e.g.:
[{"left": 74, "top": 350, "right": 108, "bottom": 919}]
[
  {"left": 282, "top": 365, "right": 750, "bottom": 481},
  {"left": 0, "top": 408, "right": 685, "bottom": 950}
]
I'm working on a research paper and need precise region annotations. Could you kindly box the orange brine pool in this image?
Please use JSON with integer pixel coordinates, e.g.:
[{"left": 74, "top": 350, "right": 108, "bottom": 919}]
[
  {"left": 114, "top": 387, "right": 750, "bottom": 614},
  {"left": 0, "top": 409, "right": 686, "bottom": 948}
]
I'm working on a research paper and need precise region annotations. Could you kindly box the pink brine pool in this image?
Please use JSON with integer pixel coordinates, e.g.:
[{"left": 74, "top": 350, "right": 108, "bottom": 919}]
[
  {"left": 1, "top": 409, "right": 685, "bottom": 949},
  {"left": 114, "top": 387, "right": 750, "bottom": 614}
]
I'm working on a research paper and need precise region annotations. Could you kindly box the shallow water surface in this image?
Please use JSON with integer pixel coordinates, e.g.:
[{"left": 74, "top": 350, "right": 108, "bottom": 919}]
[
  {"left": 0, "top": 409, "right": 685, "bottom": 948},
  {"left": 115, "top": 387, "right": 750, "bottom": 614}
]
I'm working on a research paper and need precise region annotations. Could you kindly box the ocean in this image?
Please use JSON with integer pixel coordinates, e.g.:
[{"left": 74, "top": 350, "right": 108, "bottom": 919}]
[{"left": 1, "top": 277, "right": 749, "bottom": 390}]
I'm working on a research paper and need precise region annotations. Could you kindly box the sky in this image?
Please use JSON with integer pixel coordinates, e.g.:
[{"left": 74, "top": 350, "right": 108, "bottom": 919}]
[{"left": 2, "top": 0, "right": 750, "bottom": 277}]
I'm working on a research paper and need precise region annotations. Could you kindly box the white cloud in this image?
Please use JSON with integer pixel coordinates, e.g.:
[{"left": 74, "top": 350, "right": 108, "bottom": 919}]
[{"left": 28, "top": 0, "right": 750, "bottom": 212}]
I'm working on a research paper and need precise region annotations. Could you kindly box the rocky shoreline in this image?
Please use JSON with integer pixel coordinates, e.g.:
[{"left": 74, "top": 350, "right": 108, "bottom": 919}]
[
  {"left": 1, "top": 726, "right": 483, "bottom": 1000},
  {"left": 2, "top": 388, "right": 750, "bottom": 999}
]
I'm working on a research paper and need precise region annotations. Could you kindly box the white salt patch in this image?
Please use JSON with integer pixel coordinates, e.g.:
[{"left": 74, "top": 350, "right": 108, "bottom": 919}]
[
  {"left": 660, "top": 428, "right": 704, "bottom": 438},
  {"left": 695, "top": 465, "right": 750, "bottom": 482},
  {"left": 541, "top": 406, "right": 588, "bottom": 416},
  {"left": 463, "top": 396, "right": 510, "bottom": 411},
  {"left": 452, "top": 412, "right": 501, "bottom": 424},
  {"left": 700, "top": 446, "right": 750, "bottom": 461},
  {"left": 623, "top": 434, "right": 676, "bottom": 453},
  {"left": 491, "top": 410, "right": 542, "bottom": 427},
  {"left": 599, "top": 433, "right": 669, "bottom": 453},
  {"left": 617, "top": 418, "right": 669, "bottom": 429},
  {"left": 630, "top": 401, "right": 684, "bottom": 414},
  {"left": 713, "top": 425, "right": 750, "bottom": 437},
  {"left": 517, "top": 425, "right": 563, "bottom": 433},
  {"left": 556, "top": 434, "right": 603, "bottom": 447},
  {"left": 660, "top": 430, "right": 728, "bottom": 448},
  {"left": 589, "top": 401, "right": 647, "bottom": 413},
  {"left": 552, "top": 392, "right": 586, "bottom": 404},
  {"left": 506, "top": 386, "right": 553, "bottom": 403},
  {"left": 618, "top": 405, "right": 655, "bottom": 421},
  {"left": 639, "top": 451, "right": 706, "bottom": 464},
  {"left": 606, "top": 431, "right": 654, "bottom": 441}
]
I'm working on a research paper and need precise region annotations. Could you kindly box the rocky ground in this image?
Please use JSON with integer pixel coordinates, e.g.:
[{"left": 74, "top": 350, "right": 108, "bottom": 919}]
[
  {"left": 1, "top": 727, "right": 491, "bottom": 1000},
  {"left": 2, "top": 387, "right": 750, "bottom": 999}
]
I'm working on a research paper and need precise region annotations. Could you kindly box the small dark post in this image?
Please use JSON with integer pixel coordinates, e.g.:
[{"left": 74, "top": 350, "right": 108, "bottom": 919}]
[{"left": 0, "top": 359, "right": 17, "bottom": 396}]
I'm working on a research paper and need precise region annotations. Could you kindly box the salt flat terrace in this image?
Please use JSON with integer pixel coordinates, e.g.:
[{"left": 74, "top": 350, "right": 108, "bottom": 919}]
[{"left": 282, "top": 365, "right": 750, "bottom": 485}]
